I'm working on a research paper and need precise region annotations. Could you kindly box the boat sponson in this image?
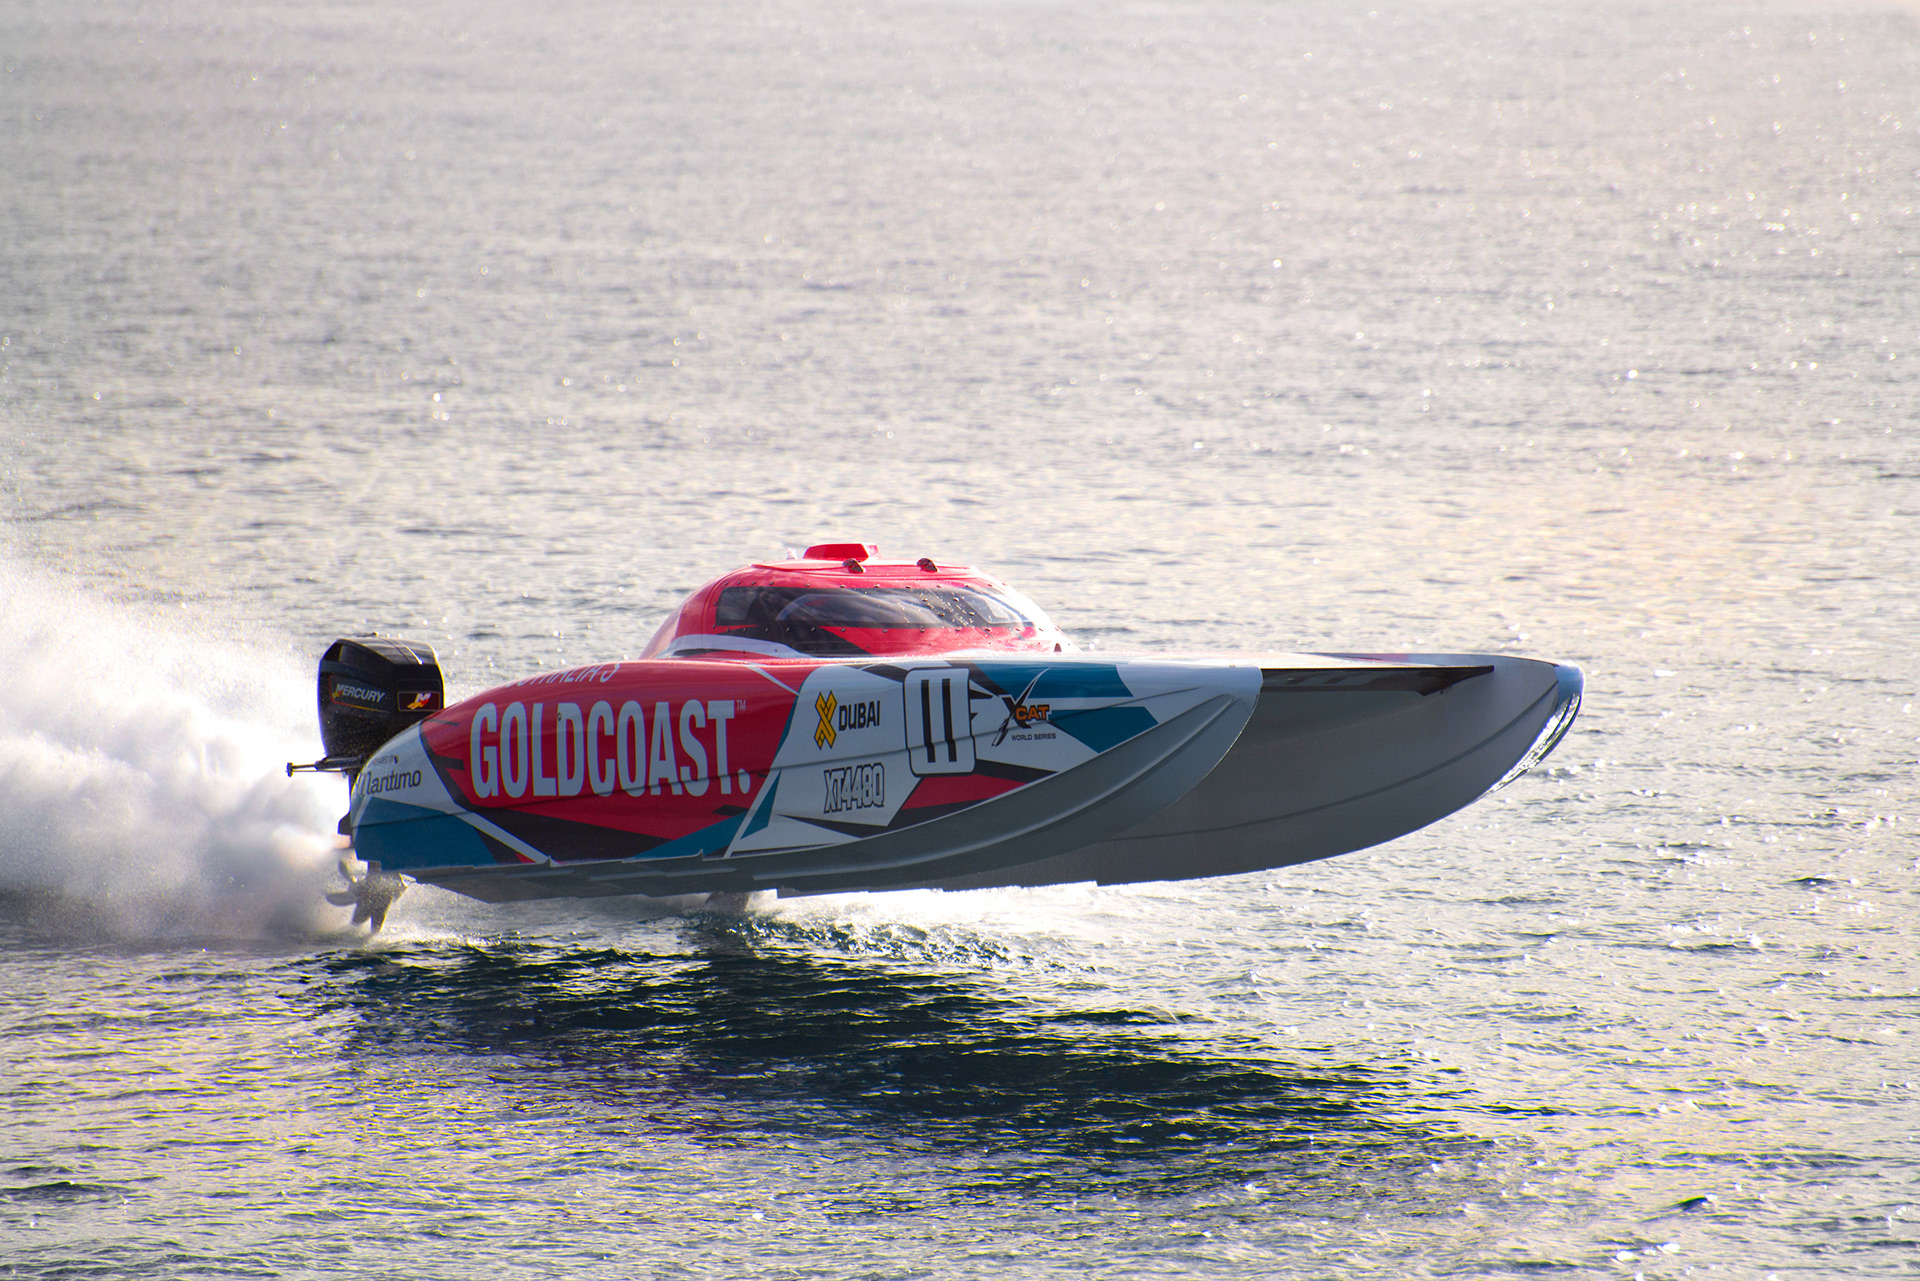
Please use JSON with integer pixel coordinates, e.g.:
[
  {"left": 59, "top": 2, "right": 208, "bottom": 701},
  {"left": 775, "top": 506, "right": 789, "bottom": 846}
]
[{"left": 922, "top": 655, "right": 1581, "bottom": 890}]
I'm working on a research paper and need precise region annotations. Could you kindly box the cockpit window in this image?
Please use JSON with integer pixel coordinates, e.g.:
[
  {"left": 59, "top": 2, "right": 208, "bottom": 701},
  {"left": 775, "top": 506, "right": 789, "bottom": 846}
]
[
  {"left": 718, "top": 585, "right": 1038, "bottom": 629},
  {"left": 714, "top": 585, "right": 1049, "bottom": 654}
]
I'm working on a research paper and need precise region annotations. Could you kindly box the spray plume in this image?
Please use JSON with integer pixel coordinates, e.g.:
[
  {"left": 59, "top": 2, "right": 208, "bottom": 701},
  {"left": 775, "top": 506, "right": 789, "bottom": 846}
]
[{"left": 0, "top": 560, "right": 341, "bottom": 938}]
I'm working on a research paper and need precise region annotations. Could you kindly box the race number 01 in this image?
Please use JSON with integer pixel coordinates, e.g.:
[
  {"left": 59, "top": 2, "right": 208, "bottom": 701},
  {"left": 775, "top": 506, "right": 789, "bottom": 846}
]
[{"left": 905, "top": 669, "right": 974, "bottom": 776}]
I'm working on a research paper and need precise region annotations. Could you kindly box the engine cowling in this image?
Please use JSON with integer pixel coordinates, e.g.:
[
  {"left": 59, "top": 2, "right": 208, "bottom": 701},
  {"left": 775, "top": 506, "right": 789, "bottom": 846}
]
[{"left": 315, "top": 637, "right": 445, "bottom": 770}]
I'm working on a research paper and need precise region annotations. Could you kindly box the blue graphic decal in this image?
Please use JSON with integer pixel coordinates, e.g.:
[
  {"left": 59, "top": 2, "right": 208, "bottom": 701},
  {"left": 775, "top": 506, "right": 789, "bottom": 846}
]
[
  {"left": 355, "top": 797, "right": 497, "bottom": 870},
  {"left": 1051, "top": 705, "right": 1157, "bottom": 753},
  {"left": 978, "top": 662, "right": 1134, "bottom": 701},
  {"left": 630, "top": 813, "right": 746, "bottom": 863},
  {"left": 740, "top": 773, "right": 781, "bottom": 839}
]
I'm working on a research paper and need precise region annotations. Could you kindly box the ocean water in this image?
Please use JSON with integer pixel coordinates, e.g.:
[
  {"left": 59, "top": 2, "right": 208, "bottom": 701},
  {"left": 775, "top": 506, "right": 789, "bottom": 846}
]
[{"left": 2, "top": 0, "right": 1918, "bottom": 1275}]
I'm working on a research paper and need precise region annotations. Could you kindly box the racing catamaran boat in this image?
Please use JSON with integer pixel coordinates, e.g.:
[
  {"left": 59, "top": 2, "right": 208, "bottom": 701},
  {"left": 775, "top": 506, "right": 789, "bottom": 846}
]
[{"left": 294, "top": 544, "right": 1581, "bottom": 925}]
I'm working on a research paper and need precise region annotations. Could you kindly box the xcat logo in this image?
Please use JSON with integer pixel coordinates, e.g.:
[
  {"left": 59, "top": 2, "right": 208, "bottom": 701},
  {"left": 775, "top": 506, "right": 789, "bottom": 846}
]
[
  {"left": 815, "top": 691, "right": 838, "bottom": 749},
  {"left": 993, "top": 673, "right": 1051, "bottom": 746},
  {"left": 1010, "top": 699, "right": 1050, "bottom": 727},
  {"left": 400, "top": 691, "right": 439, "bottom": 712}
]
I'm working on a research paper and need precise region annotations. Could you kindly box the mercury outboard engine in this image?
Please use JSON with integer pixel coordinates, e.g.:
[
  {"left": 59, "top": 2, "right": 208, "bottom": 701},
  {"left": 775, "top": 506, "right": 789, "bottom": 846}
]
[
  {"left": 290, "top": 637, "right": 443, "bottom": 932},
  {"left": 289, "top": 636, "right": 444, "bottom": 783}
]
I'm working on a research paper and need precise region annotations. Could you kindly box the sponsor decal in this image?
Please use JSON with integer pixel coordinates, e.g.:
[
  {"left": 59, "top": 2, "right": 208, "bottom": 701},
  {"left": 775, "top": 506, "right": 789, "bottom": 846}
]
[
  {"left": 508, "top": 663, "right": 621, "bottom": 688},
  {"left": 468, "top": 698, "right": 746, "bottom": 801},
  {"left": 993, "top": 673, "right": 1051, "bottom": 746},
  {"left": 838, "top": 698, "right": 881, "bottom": 732},
  {"left": 362, "top": 767, "right": 423, "bottom": 796},
  {"left": 1009, "top": 698, "right": 1049, "bottom": 727},
  {"left": 823, "top": 762, "right": 885, "bottom": 814},
  {"left": 400, "top": 690, "right": 440, "bottom": 712},
  {"left": 331, "top": 678, "right": 388, "bottom": 710},
  {"left": 815, "top": 691, "right": 838, "bottom": 749}
]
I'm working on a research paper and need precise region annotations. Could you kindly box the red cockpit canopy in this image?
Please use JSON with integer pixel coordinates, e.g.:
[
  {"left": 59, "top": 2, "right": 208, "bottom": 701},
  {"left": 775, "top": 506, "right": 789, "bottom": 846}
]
[{"left": 640, "top": 544, "right": 1072, "bottom": 659}]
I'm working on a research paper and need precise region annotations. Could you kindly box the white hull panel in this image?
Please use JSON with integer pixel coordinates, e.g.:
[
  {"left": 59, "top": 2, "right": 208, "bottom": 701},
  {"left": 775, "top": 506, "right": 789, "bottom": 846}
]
[{"left": 925, "top": 655, "right": 1583, "bottom": 890}]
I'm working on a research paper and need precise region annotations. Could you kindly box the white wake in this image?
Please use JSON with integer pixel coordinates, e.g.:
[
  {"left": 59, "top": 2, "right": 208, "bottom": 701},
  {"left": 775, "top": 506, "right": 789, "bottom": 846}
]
[{"left": 0, "top": 559, "right": 342, "bottom": 937}]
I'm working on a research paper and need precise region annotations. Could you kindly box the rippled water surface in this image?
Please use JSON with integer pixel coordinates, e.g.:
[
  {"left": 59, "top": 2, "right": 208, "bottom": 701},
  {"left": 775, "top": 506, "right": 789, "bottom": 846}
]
[{"left": 3, "top": 0, "right": 1918, "bottom": 1276}]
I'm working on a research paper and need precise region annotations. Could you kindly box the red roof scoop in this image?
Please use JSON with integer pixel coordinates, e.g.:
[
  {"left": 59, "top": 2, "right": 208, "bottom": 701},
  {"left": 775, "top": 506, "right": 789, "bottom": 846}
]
[{"left": 802, "top": 542, "right": 877, "bottom": 562}]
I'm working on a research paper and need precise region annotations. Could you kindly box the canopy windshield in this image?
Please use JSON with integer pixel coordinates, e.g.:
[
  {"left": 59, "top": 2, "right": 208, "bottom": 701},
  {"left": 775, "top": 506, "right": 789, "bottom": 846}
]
[{"left": 714, "top": 584, "right": 1052, "bottom": 654}]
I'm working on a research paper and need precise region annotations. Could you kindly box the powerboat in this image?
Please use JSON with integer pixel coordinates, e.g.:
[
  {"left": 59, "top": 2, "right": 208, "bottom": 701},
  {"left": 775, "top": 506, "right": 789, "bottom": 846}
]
[{"left": 294, "top": 544, "right": 1581, "bottom": 923}]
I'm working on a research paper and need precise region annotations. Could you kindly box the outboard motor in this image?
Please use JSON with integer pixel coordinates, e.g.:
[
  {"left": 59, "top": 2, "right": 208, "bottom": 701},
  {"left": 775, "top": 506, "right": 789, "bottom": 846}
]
[
  {"left": 291, "top": 637, "right": 444, "bottom": 781},
  {"left": 290, "top": 637, "right": 443, "bottom": 932}
]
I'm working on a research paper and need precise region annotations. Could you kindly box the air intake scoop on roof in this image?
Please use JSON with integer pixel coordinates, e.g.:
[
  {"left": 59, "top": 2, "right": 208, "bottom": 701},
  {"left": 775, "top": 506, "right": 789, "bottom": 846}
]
[{"left": 802, "top": 542, "right": 877, "bottom": 562}]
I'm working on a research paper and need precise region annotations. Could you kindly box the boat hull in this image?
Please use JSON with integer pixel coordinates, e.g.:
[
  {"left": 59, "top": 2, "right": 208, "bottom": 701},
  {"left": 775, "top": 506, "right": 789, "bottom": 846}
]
[
  {"left": 928, "top": 655, "right": 1583, "bottom": 890},
  {"left": 342, "top": 652, "right": 1578, "bottom": 901}
]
